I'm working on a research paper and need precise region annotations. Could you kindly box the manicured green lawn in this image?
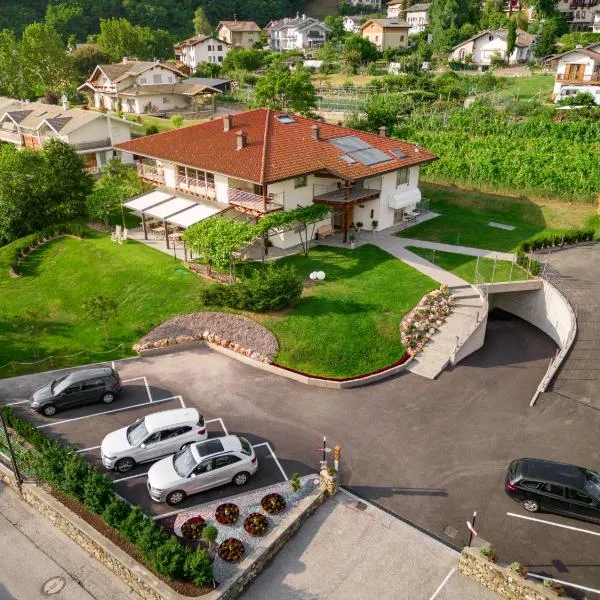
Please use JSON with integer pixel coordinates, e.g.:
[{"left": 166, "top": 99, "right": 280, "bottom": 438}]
[
  {"left": 257, "top": 245, "right": 437, "bottom": 378},
  {"left": 0, "top": 232, "right": 205, "bottom": 375},
  {"left": 398, "top": 184, "right": 597, "bottom": 252},
  {"left": 499, "top": 74, "right": 555, "bottom": 102},
  {"left": 406, "top": 246, "right": 529, "bottom": 284}
]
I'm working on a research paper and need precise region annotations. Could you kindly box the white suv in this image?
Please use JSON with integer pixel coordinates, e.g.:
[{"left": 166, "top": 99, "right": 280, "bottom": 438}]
[
  {"left": 147, "top": 435, "right": 257, "bottom": 505},
  {"left": 101, "top": 408, "right": 206, "bottom": 473}
]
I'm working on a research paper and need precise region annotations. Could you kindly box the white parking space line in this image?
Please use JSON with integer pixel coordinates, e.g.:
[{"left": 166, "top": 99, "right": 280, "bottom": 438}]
[
  {"left": 205, "top": 418, "right": 227, "bottom": 435},
  {"left": 252, "top": 442, "right": 288, "bottom": 481},
  {"left": 144, "top": 377, "right": 152, "bottom": 402},
  {"left": 428, "top": 568, "right": 456, "bottom": 600},
  {"left": 6, "top": 400, "right": 29, "bottom": 406},
  {"left": 36, "top": 395, "right": 177, "bottom": 429},
  {"left": 121, "top": 377, "right": 146, "bottom": 383},
  {"left": 76, "top": 445, "right": 101, "bottom": 453},
  {"left": 121, "top": 376, "right": 152, "bottom": 403},
  {"left": 113, "top": 472, "right": 149, "bottom": 484},
  {"left": 528, "top": 573, "right": 600, "bottom": 596},
  {"left": 506, "top": 512, "right": 600, "bottom": 537},
  {"left": 111, "top": 360, "right": 115, "bottom": 370}
]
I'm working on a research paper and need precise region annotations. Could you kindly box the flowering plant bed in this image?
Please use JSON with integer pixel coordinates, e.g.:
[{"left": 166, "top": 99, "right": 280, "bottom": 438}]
[
  {"left": 243, "top": 512, "right": 269, "bottom": 537},
  {"left": 215, "top": 503, "right": 240, "bottom": 525},
  {"left": 217, "top": 538, "right": 245, "bottom": 563},
  {"left": 261, "top": 493, "right": 286, "bottom": 514},
  {"left": 181, "top": 515, "right": 206, "bottom": 541},
  {"left": 400, "top": 284, "right": 455, "bottom": 356}
]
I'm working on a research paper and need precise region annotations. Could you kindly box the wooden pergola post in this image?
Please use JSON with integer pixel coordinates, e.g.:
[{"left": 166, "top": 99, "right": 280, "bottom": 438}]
[
  {"left": 343, "top": 182, "right": 349, "bottom": 243},
  {"left": 164, "top": 218, "right": 170, "bottom": 249},
  {"left": 141, "top": 212, "right": 148, "bottom": 240}
]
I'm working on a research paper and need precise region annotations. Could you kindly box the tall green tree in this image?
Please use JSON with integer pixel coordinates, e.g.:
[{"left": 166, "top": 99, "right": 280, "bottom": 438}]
[
  {"left": 221, "top": 48, "right": 265, "bottom": 73},
  {"left": 0, "top": 30, "right": 32, "bottom": 99},
  {"left": 506, "top": 19, "right": 517, "bottom": 57},
  {"left": 45, "top": 2, "right": 88, "bottom": 43},
  {"left": 251, "top": 65, "right": 317, "bottom": 115},
  {"left": 479, "top": 0, "right": 509, "bottom": 29},
  {"left": 530, "top": 0, "right": 559, "bottom": 18},
  {"left": 430, "top": 0, "right": 480, "bottom": 53},
  {"left": 533, "top": 17, "right": 559, "bottom": 57},
  {"left": 343, "top": 34, "right": 379, "bottom": 65},
  {"left": 323, "top": 15, "right": 345, "bottom": 42},
  {"left": 193, "top": 7, "right": 212, "bottom": 35}
]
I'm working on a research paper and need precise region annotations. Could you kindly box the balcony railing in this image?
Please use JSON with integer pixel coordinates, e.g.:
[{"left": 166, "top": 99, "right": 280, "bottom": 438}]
[
  {"left": 556, "top": 73, "right": 600, "bottom": 83},
  {"left": 0, "top": 130, "right": 21, "bottom": 143},
  {"left": 71, "top": 138, "right": 113, "bottom": 151},
  {"left": 175, "top": 174, "right": 216, "bottom": 198},
  {"left": 228, "top": 188, "right": 284, "bottom": 214},
  {"left": 137, "top": 163, "right": 165, "bottom": 184},
  {"left": 313, "top": 182, "right": 381, "bottom": 205}
]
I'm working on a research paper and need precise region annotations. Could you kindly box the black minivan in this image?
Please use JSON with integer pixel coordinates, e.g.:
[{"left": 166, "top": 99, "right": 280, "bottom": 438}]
[
  {"left": 505, "top": 458, "right": 600, "bottom": 523},
  {"left": 29, "top": 367, "right": 122, "bottom": 417}
]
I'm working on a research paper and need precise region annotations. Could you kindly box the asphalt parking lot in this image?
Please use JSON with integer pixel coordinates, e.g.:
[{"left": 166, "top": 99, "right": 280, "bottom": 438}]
[{"left": 1, "top": 313, "right": 600, "bottom": 594}]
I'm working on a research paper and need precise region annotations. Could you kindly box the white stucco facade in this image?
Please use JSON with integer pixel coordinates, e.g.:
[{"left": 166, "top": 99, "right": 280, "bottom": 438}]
[
  {"left": 451, "top": 30, "right": 533, "bottom": 66},
  {"left": 552, "top": 47, "right": 600, "bottom": 103},
  {"left": 175, "top": 37, "right": 230, "bottom": 71}
]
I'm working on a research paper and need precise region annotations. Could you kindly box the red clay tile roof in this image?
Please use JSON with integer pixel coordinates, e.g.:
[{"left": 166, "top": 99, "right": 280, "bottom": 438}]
[{"left": 115, "top": 108, "right": 436, "bottom": 184}]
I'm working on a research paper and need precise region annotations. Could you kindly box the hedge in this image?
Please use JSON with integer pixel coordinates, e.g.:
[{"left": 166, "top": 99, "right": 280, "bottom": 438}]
[
  {"left": 5, "top": 223, "right": 88, "bottom": 276},
  {"left": 0, "top": 406, "right": 213, "bottom": 587}
]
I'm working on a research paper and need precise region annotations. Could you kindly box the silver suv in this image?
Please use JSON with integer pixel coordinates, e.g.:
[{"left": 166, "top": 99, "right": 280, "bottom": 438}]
[{"left": 147, "top": 435, "right": 257, "bottom": 505}]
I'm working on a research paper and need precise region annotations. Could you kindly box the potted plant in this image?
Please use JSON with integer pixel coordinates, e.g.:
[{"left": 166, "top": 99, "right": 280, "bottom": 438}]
[
  {"left": 215, "top": 502, "right": 240, "bottom": 525},
  {"left": 371, "top": 219, "right": 378, "bottom": 232},
  {"left": 261, "top": 493, "right": 287, "bottom": 514},
  {"left": 510, "top": 561, "right": 528, "bottom": 578},
  {"left": 218, "top": 538, "right": 245, "bottom": 562},
  {"left": 543, "top": 578, "right": 563, "bottom": 596},
  {"left": 243, "top": 512, "right": 269, "bottom": 537},
  {"left": 349, "top": 233, "right": 356, "bottom": 249},
  {"left": 355, "top": 221, "right": 363, "bottom": 235},
  {"left": 181, "top": 515, "right": 206, "bottom": 541},
  {"left": 479, "top": 546, "right": 496, "bottom": 562},
  {"left": 290, "top": 472, "right": 301, "bottom": 493}
]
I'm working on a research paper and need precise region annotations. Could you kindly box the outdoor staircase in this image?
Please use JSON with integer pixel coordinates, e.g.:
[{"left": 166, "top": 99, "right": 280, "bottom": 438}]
[{"left": 406, "top": 285, "right": 486, "bottom": 380}]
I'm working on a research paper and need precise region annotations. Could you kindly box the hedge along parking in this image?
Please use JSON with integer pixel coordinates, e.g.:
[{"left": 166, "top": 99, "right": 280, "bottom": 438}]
[{"left": 0, "top": 406, "right": 214, "bottom": 589}]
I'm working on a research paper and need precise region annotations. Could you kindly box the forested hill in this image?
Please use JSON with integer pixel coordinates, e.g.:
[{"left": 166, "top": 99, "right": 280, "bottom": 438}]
[{"left": 0, "top": 0, "right": 304, "bottom": 40}]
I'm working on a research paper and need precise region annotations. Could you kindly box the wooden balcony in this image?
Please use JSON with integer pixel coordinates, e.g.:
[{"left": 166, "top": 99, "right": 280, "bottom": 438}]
[
  {"left": 556, "top": 73, "right": 600, "bottom": 84},
  {"left": 228, "top": 189, "right": 283, "bottom": 216},
  {"left": 137, "top": 163, "right": 165, "bottom": 184},
  {"left": 175, "top": 174, "right": 216, "bottom": 199},
  {"left": 313, "top": 183, "right": 380, "bottom": 206},
  {"left": 0, "top": 130, "right": 21, "bottom": 144}
]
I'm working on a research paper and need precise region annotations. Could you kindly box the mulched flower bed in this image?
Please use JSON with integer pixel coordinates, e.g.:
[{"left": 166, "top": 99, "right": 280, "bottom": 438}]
[
  {"left": 215, "top": 503, "right": 240, "bottom": 525},
  {"left": 243, "top": 512, "right": 269, "bottom": 537},
  {"left": 217, "top": 538, "right": 245, "bottom": 563},
  {"left": 261, "top": 493, "right": 286, "bottom": 515},
  {"left": 181, "top": 515, "right": 206, "bottom": 541}
]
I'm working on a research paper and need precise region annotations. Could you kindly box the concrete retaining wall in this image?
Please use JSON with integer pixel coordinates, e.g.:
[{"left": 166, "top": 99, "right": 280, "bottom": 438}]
[{"left": 451, "top": 287, "right": 489, "bottom": 366}]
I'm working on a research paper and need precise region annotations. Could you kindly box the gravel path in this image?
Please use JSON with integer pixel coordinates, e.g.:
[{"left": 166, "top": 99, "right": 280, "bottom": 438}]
[{"left": 138, "top": 312, "right": 278, "bottom": 360}]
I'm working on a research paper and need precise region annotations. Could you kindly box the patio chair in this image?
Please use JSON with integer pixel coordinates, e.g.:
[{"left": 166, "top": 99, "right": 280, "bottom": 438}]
[
  {"left": 118, "top": 228, "right": 128, "bottom": 244},
  {"left": 111, "top": 225, "right": 122, "bottom": 242}
]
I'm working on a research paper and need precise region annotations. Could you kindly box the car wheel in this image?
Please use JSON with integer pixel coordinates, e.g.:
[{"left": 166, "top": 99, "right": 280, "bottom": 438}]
[
  {"left": 233, "top": 471, "right": 250, "bottom": 487},
  {"left": 522, "top": 498, "right": 540, "bottom": 513},
  {"left": 101, "top": 392, "right": 116, "bottom": 404},
  {"left": 114, "top": 457, "right": 135, "bottom": 473},
  {"left": 41, "top": 404, "right": 57, "bottom": 417},
  {"left": 166, "top": 490, "right": 186, "bottom": 506}
]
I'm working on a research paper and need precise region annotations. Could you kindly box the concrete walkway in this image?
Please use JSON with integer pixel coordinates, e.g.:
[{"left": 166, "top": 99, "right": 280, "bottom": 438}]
[
  {"left": 394, "top": 237, "right": 516, "bottom": 261},
  {"left": 242, "top": 489, "right": 500, "bottom": 600},
  {"left": 0, "top": 482, "right": 139, "bottom": 600}
]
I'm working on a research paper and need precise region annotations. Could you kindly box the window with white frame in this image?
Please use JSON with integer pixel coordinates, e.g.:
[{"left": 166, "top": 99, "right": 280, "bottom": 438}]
[
  {"left": 396, "top": 168, "right": 409, "bottom": 186},
  {"left": 294, "top": 175, "right": 308, "bottom": 188}
]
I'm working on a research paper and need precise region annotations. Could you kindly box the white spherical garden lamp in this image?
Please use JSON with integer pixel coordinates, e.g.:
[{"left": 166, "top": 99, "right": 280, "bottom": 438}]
[
  {"left": 309, "top": 271, "right": 318, "bottom": 280},
  {"left": 317, "top": 271, "right": 326, "bottom": 280}
]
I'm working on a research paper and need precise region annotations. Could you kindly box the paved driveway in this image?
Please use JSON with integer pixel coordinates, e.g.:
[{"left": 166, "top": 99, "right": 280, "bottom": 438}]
[{"left": 2, "top": 313, "right": 600, "bottom": 594}]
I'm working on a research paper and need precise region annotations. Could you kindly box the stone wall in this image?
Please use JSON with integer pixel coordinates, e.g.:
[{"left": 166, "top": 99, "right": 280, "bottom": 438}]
[{"left": 459, "top": 547, "right": 571, "bottom": 600}]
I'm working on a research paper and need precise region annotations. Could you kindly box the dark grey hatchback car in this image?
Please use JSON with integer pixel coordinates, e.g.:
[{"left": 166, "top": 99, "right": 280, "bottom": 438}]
[
  {"left": 505, "top": 458, "right": 600, "bottom": 524},
  {"left": 30, "top": 367, "right": 122, "bottom": 417}
]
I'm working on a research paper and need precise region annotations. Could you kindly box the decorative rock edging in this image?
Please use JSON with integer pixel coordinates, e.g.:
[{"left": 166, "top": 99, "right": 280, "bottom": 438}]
[
  {"left": 9, "top": 234, "right": 81, "bottom": 277},
  {"left": 459, "top": 547, "right": 573, "bottom": 600}
]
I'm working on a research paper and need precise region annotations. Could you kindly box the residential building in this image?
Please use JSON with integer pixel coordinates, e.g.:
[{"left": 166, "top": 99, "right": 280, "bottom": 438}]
[
  {"left": 360, "top": 18, "right": 410, "bottom": 50},
  {"left": 552, "top": 43, "right": 600, "bottom": 104},
  {"left": 267, "top": 15, "right": 329, "bottom": 51},
  {"left": 0, "top": 99, "right": 134, "bottom": 172},
  {"left": 78, "top": 59, "right": 221, "bottom": 115},
  {"left": 182, "top": 77, "right": 233, "bottom": 93},
  {"left": 450, "top": 28, "right": 534, "bottom": 67},
  {"left": 557, "top": 0, "right": 599, "bottom": 31},
  {"left": 343, "top": 15, "right": 364, "bottom": 33},
  {"left": 404, "top": 3, "right": 430, "bottom": 33},
  {"left": 174, "top": 35, "right": 230, "bottom": 71},
  {"left": 387, "top": 0, "right": 403, "bottom": 18},
  {"left": 216, "top": 21, "right": 261, "bottom": 49},
  {"left": 115, "top": 108, "right": 435, "bottom": 248},
  {"left": 348, "top": 0, "right": 382, "bottom": 8},
  {"left": 592, "top": 5, "right": 600, "bottom": 31}
]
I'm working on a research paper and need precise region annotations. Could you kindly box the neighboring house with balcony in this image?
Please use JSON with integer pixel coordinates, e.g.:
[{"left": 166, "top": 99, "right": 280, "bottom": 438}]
[
  {"left": 591, "top": 5, "right": 600, "bottom": 30},
  {"left": 557, "top": 0, "right": 598, "bottom": 31},
  {"left": 114, "top": 108, "right": 435, "bottom": 248},
  {"left": 0, "top": 98, "right": 134, "bottom": 172},
  {"left": 216, "top": 21, "right": 261, "bottom": 49},
  {"left": 267, "top": 15, "right": 329, "bottom": 51},
  {"left": 78, "top": 59, "right": 221, "bottom": 115},
  {"left": 174, "top": 35, "right": 230, "bottom": 71},
  {"left": 343, "top": 15, "right": 364, "bottom": 33},
  {"left": 360, "top": 19, "right": 410, "bottom": 50},
  {"left": 552, "top": 43, "right": 600, "bottom": 103},
  {"left": 404, "top": 3, "right": 431, "bottom": 33},
  {"left": 450, "top": 28, "right": 534, "bottom": 67}
]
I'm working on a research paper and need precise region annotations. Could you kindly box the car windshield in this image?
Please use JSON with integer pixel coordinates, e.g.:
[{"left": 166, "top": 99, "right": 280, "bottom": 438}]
[
  {"left": 126, "top": 419, "right": 149, "bottom": 446},
  {"left": 240, "top": 437, "right": 252, "bottom": 456},
  {"left": 52, "top": 375, "right": 69, "bottom": 394},
  {"left": 584, "top": 469, "right": 600, "bottom": 500},
  {"left": 173, "top": 446, "right": 197, "bottom": 477}
]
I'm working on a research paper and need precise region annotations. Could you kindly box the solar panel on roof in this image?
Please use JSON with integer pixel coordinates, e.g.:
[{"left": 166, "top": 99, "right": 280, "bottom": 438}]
[
  {"left": 350, "top": 148, "right": 393, "bottom": 166},
  {"left": 390, "top": 149, "right": 407, "bottom": 159},
  {"left": 329, "top": 135, "right": 371, "bottom": 153},
  {"left": 340, "top": 154, "right": 357, "bottom": 164}
]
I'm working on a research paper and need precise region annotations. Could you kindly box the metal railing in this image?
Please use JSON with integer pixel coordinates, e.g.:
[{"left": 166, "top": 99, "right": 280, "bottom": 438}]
[
  {"left": 556, "top": 73, "right": 600, "bottom": 83},
  {"left": 0, "top": 130, "right": 21, "bottom": 143},
  {"left": 228, "top": 189, "right": 284, "bottom": 213},
  {"left": 175, "top": 174, "right": 216, "bottom": 197},
  {"left": 137, "top": 163, "right": 165, "bottom": 183},
  {"left": 313, "top": 182, "right": 381, "bottom": 204},
  {"left": 71, "top": 137, "right": 112, "bottom": 151}
]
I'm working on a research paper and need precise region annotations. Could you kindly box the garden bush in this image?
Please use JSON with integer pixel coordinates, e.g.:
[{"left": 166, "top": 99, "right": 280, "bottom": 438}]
[
  {"left": 183, "top": 547, "right": 214, "bottom": 586},
  {"left": 83, "top": 469, "right": 113, "bottom": 513},
  {"left": 151, "top": 535, "right": 187, "bottom": 580},
  {"left": 101, "top": 496, "right": 132, "bottom": 529},
  {"left": 200, "top": 264, "right": 303, "bottom": 312}
]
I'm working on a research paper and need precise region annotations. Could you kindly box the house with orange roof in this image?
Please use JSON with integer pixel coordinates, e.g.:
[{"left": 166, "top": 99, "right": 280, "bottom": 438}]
[
  {"left": 216, "top": 21, "right": 261, "bottom": 49},
  {"left": 115, "top": 109, "right": 435, "bottom": 248}
]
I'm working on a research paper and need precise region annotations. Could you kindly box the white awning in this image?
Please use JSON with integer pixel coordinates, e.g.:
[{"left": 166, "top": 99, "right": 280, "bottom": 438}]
[
  {"left": 123, "top": 190, "right": 174, "bottom": 212},
  {"left": 388, "top": 187, "right": 421, "bottom": 210},
  {"left": 145, "top": 197, "right": 197, "bottom": 219},
  {"left": 168, "top": 203, "right": 222, "bottom": 228}
]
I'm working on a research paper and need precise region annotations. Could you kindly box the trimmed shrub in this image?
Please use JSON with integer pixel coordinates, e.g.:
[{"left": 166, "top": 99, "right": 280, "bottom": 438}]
[
  {"left": 60, "top": 453, "right": 90, "bottom": 501},
  {"left": 102, "top": 497, "right": 133, "bottom": 529},
  {"left": 183, "top": 547, "right": 214, "bottom": 586},
  {"left": 151, "top": 536, "right": 188, "bottom": 580},
  {"left": 119, "top": 506, "right": 148, "bottom": 542},
  {"left": 83, "top": 469, "right": 113, "bottom": 514},
  {"left": 135, "top": 519, "right": 169, "bottom": 556}
]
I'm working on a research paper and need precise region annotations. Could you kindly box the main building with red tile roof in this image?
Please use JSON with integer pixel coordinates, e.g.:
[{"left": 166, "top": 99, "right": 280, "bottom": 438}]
[{"left": 116, "top": 108, "right": 436, "bottom": 247}]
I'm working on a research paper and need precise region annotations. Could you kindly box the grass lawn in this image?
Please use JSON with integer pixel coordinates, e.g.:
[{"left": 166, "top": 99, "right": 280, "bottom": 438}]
[
  {"left": 398, "top": 183, "right": 597, "bottom": 252},
  {"left": 125, "top": 114, "right": 207, "bottom": 133},
  {"left": 406, "top": 246, "right": 529, "bottom": 284},
  {"left": 0, "top": 232, "right": 205, "bottom": 376},
  {"left": 256, "top": 244, "right": 437, "bottom": 378},
  {"left": 498, "top": 74, "right": 555, "bottom": 102}
]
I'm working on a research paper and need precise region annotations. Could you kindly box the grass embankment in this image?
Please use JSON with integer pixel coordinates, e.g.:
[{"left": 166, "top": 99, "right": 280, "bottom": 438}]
[
  {"left": 125, "top": 114, "right": 207, "bottom": 133},
  {"left": 398, "top": 184, "right": 597, "bottom": 253},
  {"left": 257, "top": 245, "right": 437, "bottom": 378}
]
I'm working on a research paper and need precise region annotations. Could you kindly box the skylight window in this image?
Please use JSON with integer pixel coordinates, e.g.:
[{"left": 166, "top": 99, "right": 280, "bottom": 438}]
[
  {"left": 390, "top": 149, "right": 407, "bottom": 159},
  {"left": 276, "top": 115, "right": 295, "bottom": 124}
]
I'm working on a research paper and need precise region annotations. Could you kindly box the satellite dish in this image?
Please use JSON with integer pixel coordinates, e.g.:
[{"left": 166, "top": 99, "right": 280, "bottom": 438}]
[{"left": 317, "top": 271, "right": 325, "bottom": 280}]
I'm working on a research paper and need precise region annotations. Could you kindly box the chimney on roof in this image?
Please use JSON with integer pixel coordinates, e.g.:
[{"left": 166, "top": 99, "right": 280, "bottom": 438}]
[
  {"left": 379, "top": 125, "right": 388, "bottom": 137},
  {"left": 223, "top": 114, "right": 232, "bottom": 131},
  {"left": 236, "top": 129, "right": 247, "bottom": 150},
  {"left": 122, "top": 56, "right": 128, "bottom": 63},
  {"left": 576, "top": 44, "right": 583, "bottom": 48},
  {"left": 311, "top": 124, "right": 320, "bottom": 140},
  {"left": 61, "top": 94, "right": 69, "bottom": 112},
  {"left": 415, "top": 144, "right": 420, "bottom": 154}
]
